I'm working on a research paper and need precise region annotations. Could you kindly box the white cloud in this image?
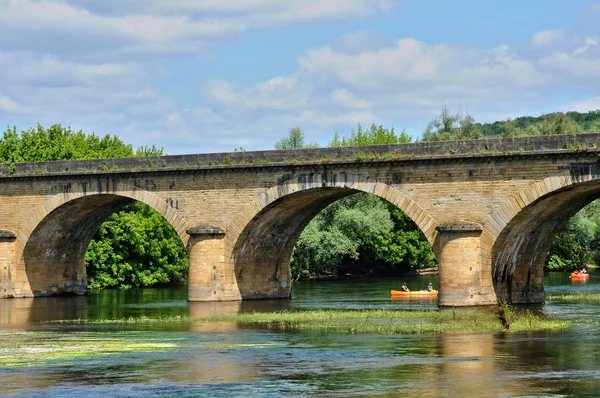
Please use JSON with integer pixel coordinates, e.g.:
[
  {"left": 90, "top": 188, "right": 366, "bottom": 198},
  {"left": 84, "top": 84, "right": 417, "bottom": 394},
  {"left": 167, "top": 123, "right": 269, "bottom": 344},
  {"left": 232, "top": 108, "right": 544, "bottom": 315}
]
[
  {"left": 65, "top": 0, "right": 392, "bottom": 19},
  {"left": 330, "top": 89, "right": 371, "bottom": 110},
  {"left": 561, "top": 97, "right": 600, "bottom": 113},
  {"left": 0, "top": 92, "right": 23, "bottom": 113},
  {"left": 1, "top": 54, "right": 139, "bottom": 87},
  {"left": 537, "top": 37, "right": 600, "bottom": 80},
  {"left": 203, "top": 77, "right": 308, "bottom": 110},
  {"left": 0, "top": 0, "right": 391, "bottom": 60},
  {"left": 530, "top": 29, "right": 567, "bottom": 47}
]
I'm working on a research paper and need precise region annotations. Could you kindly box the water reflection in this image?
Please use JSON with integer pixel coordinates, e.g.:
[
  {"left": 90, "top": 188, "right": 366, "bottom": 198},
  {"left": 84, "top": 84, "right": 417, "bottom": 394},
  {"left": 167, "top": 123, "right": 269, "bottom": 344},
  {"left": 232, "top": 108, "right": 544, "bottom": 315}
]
[
  {"left": 0, "top": 296, "right": 87, "bottom": 330},
  {"left": 188, "top": 299, "right": 292, "bottom": 332},
  {"left": 188, "top": 299, "right": 292, "bottom": 317},
  {"left": 434, "top": 334, "right": 508, "bottom": 396},
  {"left": 571, "top": 278, "right": 589, "bottom": 284}
]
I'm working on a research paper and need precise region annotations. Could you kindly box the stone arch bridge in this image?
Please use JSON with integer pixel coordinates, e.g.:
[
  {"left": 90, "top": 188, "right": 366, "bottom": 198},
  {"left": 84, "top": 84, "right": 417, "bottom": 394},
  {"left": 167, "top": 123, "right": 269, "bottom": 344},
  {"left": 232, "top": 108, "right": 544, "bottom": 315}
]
[{"left": 1, "top": 133, "right": 599, "bottom": 306}]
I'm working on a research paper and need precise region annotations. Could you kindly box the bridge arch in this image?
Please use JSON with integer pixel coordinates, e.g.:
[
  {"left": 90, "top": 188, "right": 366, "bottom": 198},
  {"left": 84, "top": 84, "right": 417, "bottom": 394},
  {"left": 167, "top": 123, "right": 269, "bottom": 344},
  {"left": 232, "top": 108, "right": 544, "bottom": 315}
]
[
  {"left": 15, "top": 179, "right": 189, "bottom": 297},
  {"left": 483, "top": 163, "right": 600, "bottom": 303},
  {"left": 225, "top": 173, "right": 436, "bottom": 299}
]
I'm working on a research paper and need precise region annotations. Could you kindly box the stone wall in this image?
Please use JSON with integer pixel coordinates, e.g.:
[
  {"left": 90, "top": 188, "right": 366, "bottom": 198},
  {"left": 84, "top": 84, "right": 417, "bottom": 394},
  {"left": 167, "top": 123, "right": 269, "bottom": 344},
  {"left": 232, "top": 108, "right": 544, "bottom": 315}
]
[{"left": 0, "top": 132, "right": 598, "bottom": 176}]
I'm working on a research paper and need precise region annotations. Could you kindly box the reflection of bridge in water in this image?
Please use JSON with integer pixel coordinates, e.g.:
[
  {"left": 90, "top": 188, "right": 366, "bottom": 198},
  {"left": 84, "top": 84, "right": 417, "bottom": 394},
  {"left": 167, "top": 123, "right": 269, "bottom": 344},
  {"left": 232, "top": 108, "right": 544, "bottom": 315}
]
[
  {"left": 2, "top": 133, "right": 600, "bottom": 306},
  {"left": 0, "top": 296, "right": 87, "bottom": 330},
  {"left": 0, "top": 296, "right": 291, "bottom": 332}
]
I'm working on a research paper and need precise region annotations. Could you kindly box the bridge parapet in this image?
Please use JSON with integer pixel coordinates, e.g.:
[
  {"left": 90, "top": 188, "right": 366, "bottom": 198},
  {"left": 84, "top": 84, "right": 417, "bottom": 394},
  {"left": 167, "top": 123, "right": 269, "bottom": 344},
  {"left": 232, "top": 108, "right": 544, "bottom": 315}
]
[{"left": 0, "top": 133, "right": 598, "bottom": 177}]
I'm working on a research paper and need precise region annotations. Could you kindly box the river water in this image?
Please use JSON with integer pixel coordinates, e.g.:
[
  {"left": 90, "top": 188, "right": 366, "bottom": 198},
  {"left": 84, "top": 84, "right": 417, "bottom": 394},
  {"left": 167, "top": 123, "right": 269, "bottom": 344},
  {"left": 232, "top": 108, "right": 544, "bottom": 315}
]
[{"left": 1, "top": 273, "right": 599, "bottom": 397}]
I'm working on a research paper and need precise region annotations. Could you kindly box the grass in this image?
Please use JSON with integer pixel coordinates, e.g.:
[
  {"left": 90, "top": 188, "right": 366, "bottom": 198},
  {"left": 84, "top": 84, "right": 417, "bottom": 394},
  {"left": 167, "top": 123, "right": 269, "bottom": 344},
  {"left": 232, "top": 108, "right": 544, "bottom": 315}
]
[
  {"left": 546, "top": 293, "right": 600, "bottom": 302},
  {"left": 53, "top": 306, "right": 571, "bottom": 334}
]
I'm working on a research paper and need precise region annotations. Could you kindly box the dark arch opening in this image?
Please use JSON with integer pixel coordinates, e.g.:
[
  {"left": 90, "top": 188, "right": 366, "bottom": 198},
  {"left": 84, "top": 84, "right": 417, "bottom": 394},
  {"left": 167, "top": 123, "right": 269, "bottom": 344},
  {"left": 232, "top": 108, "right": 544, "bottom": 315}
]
[
  {"left": 232, "top": 188, "right": 436, "bottom": 299},
  {"left": 492, "top": 180, "right": 600, "bottom": 303},
  {"left": 23, "top": 194, "right": 187, "bottom": 297}
]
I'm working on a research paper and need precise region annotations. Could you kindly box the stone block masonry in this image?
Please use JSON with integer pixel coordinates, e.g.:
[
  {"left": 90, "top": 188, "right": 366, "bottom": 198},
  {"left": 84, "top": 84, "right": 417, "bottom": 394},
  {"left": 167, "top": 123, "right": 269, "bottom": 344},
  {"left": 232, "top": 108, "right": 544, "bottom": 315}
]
[{"left": 0, "top": 133, "right": 599, "bottom": 306}]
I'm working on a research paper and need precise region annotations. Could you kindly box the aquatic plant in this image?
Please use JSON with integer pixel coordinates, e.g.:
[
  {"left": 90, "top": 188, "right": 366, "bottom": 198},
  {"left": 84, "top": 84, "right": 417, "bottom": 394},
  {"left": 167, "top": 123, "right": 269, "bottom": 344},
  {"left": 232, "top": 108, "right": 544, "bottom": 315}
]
[
  {"left": 55, "top": 307, "right": 570, "bottom": 335},
  {"left": 546, "top": 293, "right": 600, "bottom": 302}
]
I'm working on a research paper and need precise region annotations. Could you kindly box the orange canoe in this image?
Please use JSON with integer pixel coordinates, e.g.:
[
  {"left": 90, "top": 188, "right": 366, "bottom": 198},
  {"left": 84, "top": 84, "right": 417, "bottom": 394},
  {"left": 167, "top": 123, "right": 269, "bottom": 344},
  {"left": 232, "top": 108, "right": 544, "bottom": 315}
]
[
  {"left": 391, "top": 289, "right": 438, "bottom": 297},
  {"left": 571, "top": 273, "right": 589, "bottom": 280}
]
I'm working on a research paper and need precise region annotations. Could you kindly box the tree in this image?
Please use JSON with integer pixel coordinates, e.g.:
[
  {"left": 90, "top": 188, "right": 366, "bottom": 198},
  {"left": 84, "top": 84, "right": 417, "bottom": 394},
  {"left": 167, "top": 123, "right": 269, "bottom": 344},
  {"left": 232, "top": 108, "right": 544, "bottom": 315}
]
[
  {"left": 329, "top": 124, "right": 412, "bottom": 147},
  {"left": 291, "top": 193, "right": 394, "bottom": 278},
  {"left": 422, "top": 104, "right": 482, "bottom": 141},
  {"left": 0, "top": 124, "right": 136, "bottom": 162},
  {"left": 547, "top": 200, "right": 600, "bottom": 271},
  {"left": 86, "top": 202, "right": 188, "bottom": 289},
  {"left": 476, "top": 111, "right": 596, "bottom": 138},
  {"left": 538, "top": 113, "right": 583, "bottom": 136},
  {"left": 360, "top": 202, "right": 437, "bottom": 275},
  {"left": 274, "top": 127, "right": 318, "bottom": 150}
]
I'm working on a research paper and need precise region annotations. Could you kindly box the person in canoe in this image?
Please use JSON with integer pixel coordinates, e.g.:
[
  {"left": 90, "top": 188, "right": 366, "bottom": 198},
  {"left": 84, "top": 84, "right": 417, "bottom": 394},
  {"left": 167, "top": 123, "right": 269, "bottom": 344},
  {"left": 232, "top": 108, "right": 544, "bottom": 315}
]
[
  {"left": 402, "top": 282, "right": 410, "bottom": 292},
  {"left": 581, "top": 268, "right": 588, "bottom": 274},
  {"left": 427, "top": 283, "right": 434, "bottom": 292}
]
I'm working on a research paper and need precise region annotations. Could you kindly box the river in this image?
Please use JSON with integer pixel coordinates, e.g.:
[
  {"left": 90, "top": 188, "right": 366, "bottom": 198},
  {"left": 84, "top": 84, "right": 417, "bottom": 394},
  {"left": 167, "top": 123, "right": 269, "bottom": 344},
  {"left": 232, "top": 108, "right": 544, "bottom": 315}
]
[{"left": 0, "top": 272, "right": 599, "bottom": 397}]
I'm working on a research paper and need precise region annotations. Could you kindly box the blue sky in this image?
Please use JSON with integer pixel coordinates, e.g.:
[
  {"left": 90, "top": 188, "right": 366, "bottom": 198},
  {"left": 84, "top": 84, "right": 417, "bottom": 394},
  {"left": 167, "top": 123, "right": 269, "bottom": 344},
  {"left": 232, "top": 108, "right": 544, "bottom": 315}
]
[{"left": 1, "top": 0, "right": 599, "bottom": 154}]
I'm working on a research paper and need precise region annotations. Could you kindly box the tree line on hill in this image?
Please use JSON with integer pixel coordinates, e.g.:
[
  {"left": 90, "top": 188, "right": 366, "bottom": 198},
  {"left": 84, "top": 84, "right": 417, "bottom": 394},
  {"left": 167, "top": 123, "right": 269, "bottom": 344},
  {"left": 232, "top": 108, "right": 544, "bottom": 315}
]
[{"left": 2, "top": 108, "right": 599, "bottom": 289}]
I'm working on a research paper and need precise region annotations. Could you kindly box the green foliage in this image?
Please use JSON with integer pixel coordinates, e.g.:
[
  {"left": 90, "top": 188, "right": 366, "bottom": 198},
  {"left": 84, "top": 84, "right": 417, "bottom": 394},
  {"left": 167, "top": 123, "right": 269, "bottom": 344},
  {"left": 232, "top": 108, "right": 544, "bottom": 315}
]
[
  {"left": 200, "top": 307, "right": 568, "bottom": 334},
  {"left": 274, "top": 127, "right": 319, "bottom": 150},
  {"left": 86, "top": 202, "right": 188, "bottom": 289},
  {"left": 0, "top": 124, "right": 139, "bottom": 162},
  {"left": 477, "top": 110, "right": 600, "bottom": 137},
  {"left": 422, "top": 108, "right": 598, "bottom": 142},
  {"left": 360, "top": 202, "right": 437, "bottom": 275},
  {"left": 329, "top": 124, "right": 412, "bottom": 147},
  {"left": 291, "top": 193, "right": 394, "bottom": 277},
  {"left": 547, "top": 201, "right": 600, "bottom": 271},
  {"left": 136, "top": 145, "right": 164, "bottom": 157}
]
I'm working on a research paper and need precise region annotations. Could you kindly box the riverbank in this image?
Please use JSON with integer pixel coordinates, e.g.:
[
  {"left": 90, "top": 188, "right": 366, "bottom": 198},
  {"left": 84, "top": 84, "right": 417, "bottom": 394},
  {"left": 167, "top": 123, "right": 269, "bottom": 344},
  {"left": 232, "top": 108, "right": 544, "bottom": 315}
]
[{"left": 297, "top": 267, "right": 440, "bottom": 281}]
